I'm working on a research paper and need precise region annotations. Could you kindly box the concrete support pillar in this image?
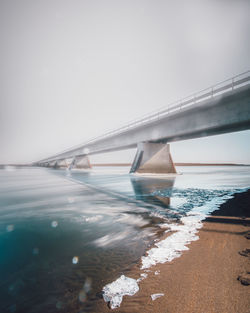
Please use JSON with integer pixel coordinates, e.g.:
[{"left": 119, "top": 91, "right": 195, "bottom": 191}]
[
  {"left": 70, "top": 155, "right": 92, "bottom": 169},
  {"left": 56, "top": 159, "right": 68, "bottom": 168},
  {"left": 49, "top": 161, "right": 56, "bottom": 168},
  {"left": 130, "top": 142, "right": 176, "bottom": 174}
]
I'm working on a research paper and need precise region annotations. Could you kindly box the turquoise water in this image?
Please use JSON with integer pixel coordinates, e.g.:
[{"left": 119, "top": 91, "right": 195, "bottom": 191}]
[{"left": 0, "top": 166, "right": 249, "bottom": 312}]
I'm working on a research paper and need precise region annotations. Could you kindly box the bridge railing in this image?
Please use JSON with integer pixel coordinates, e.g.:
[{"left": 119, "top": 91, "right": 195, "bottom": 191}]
[{"left": 39, "top": 70, "right": 250, "bottom": 162}]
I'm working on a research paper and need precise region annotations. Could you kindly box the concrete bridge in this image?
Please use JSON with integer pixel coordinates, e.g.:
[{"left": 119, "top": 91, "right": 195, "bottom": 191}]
[{"left": 35, "top": 71, "right": 250, "bottom": 174}]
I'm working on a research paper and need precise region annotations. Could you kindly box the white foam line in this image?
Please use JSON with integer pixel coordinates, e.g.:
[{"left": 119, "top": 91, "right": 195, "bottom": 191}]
[
  {"left": 140, "top": 192, "right": 240, "bottom": 269},
  {"left": 102, "top": 188, "right": 248, "bottom": 309},
  {"left": 141, "top": 214, "right": 202, "bottom": 269}
]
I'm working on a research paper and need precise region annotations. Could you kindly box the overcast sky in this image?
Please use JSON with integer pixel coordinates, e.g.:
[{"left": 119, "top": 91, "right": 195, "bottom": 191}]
[{"left": 1, "top": 0, "right": 250, "bottom": 164}]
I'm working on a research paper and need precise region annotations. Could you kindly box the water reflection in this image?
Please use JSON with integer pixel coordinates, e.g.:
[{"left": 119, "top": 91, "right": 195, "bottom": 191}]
[{"left": 130, "top": 176, "right": 175, "bottom": 207}]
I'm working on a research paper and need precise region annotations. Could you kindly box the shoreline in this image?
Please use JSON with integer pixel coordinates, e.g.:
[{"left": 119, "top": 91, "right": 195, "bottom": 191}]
[{"left": 95, "top": 189, "right": 250, "bottom": 313}]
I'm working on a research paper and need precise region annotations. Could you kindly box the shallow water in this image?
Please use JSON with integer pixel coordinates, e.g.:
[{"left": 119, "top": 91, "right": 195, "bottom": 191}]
[{"left": 0, "top": 165, "right": 249, "bottom": 312}]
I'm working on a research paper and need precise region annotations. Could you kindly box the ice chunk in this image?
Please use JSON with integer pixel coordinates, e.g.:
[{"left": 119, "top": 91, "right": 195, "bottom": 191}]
[
  {"left": 137, "top": 272, "right": 148, "bottom": 283},
  {"left": 103, "top": 275, "right": 139, "bottom": 309},
  {"left": 151, "top": 293, "right": 164, "bottom": 301}
]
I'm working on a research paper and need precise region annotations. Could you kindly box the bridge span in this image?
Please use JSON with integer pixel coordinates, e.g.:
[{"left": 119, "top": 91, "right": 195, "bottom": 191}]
[{"left": 35, "top": 71, "right": 250, "bottom": 174}]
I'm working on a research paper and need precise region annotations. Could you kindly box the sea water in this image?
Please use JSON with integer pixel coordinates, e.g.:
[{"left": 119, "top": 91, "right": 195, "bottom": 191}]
[{"left": 0, "top": 165, "right": 249, "bottom": 312}]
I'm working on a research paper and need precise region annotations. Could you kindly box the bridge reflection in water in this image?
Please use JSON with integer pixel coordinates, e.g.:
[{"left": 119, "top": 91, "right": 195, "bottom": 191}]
[{"left": 130, "top": 176, "right": 175, "bottom": 208}]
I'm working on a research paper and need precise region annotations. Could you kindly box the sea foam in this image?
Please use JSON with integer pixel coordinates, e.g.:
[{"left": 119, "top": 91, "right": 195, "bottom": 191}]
[
  {"left": 102, "top": 189, "right": 246, "bottom": 308},
  {"left": 140, "top": 193, "right": 235, "bottom": 269}
]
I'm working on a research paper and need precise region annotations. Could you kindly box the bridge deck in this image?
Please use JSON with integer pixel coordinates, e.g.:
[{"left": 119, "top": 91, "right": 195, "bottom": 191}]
[{"left": 36, "top": 71, "right": 250, "bottom": 164}]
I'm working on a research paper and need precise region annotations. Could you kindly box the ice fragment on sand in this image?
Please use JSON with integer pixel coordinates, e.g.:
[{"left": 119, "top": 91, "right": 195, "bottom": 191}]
[
  {"left": 103, "top": 275, "right": 139, "bottom": 309},
  {"left": 151, "top": 293, "right": 164, "bottom": 300},
  {"left": 137, "top": 273, "right": 148, "bottom": 282}
]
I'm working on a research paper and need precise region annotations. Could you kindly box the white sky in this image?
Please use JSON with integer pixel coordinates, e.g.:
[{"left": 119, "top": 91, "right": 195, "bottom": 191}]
[{"left": 1, "top": 0, "right": 250, "bottom": 164}]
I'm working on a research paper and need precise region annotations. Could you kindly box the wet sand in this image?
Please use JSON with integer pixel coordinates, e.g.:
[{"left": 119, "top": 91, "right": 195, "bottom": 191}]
[{"left": 95, "top": 190, "right": 250, "bottom": 313}]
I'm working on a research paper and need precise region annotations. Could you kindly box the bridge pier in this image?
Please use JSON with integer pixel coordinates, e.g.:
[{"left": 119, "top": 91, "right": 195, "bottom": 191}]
[
  {"left": 69, "top": 155, "right": 92, "bottom": 170},
  {"left": 48, "top": 161, "right": 56, "bottom": 168},
  {"left": 130, "top": 142, "right": 176, "bottom": 174},
  {"left": 54, "top": 159, "right": 68, "bottom": 169}
]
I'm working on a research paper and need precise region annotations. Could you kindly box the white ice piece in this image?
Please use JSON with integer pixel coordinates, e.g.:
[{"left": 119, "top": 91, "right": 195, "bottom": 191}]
[
  {"left": 151, "top": 293, "right": 164, "bottom": 301},
  {"left": 103, "top": 275, "right": 139, "bottom": 309},
  {"left": 137, "top": 272, "right": 148, "bottom": 282}
]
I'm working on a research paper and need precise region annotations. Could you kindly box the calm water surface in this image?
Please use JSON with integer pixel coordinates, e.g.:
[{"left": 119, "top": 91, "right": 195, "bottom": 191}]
[{"left": 0, "top": 165, "right": 249, "bottom": 313}]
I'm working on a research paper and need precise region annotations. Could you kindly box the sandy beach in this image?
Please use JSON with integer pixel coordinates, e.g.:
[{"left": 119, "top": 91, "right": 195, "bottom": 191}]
[{"left": 95, "top": 190, "right": 250, "bottom": 313}]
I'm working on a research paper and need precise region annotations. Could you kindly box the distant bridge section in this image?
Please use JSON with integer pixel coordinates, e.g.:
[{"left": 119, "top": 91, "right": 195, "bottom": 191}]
[{"left": 35, "top": 71, "right": 250, "bottom": 173}]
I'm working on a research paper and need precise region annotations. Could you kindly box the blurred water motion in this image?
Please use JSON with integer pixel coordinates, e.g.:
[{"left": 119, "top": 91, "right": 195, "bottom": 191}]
[
  {"left": 0, "top": 167, "right": 172, "bottom": 313},
  {"left": 0, "top": 165, "right": 249, "bottom": 313}
]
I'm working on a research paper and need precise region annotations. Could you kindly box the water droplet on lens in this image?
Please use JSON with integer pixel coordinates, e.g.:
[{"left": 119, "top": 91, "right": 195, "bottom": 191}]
[
  {"left": 67, "top": 197, "right": 75, "bottom": 203},
  {"left": 56, "top": 301, "right": 63, "bottom": 309},
  {"left": 9, "top": 285, "right": 14, "bottom": 292},
  {"left": 84, "top": 277, "right": 92, "bottom": 293},
  {"left": 51, "top": 221, "right": 58, "bottom": 228},
  {"left": 79, "top": 290, "right": 86, "bottom": 302},
  {"left": 6, "top": 225, "right": 14, "bottom": 232},
  {"left": 83, "top": 148, "right": 89, "bottom": 154},
  {"left": 32, "top": 248, "right": 39, "bottom": 255},
  {"left": 72, "top": 256, "right": 79, "bottom": 264},
  {"left": 9, "top": 304, "right": 16, "bottom": 312}
]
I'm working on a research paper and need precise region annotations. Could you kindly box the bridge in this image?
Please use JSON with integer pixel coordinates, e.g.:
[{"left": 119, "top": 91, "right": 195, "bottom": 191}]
[{"left": 35, "top": 71, "right": 250, "bottom": 174}]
